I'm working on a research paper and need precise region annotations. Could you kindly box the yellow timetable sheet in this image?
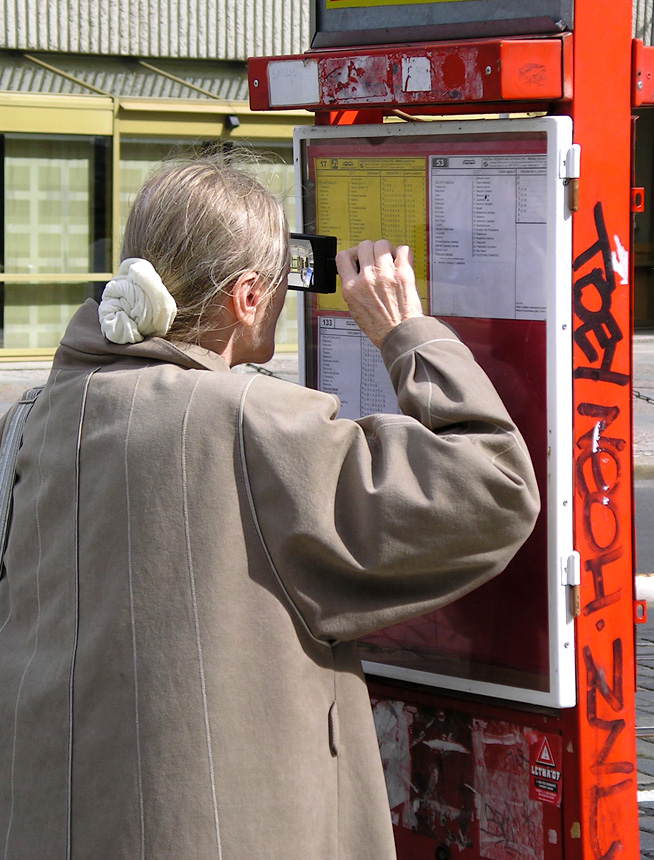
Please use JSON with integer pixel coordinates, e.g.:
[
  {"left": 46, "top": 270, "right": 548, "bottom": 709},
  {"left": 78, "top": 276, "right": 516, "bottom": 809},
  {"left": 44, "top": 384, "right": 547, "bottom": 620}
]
[{"left": 314, "top": 156, "right": 428, "bottom": 312}]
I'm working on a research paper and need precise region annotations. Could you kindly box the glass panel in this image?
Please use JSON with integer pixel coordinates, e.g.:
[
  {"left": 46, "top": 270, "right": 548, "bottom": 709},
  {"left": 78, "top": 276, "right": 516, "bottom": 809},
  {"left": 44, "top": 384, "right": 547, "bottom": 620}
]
[
  {"left": 118, "top": 138, "right": 191, "bottom": 231},
  {"left": 4, "top": 135, "right": 110, "bottom": 275},
  {"left": 3, "top": 282, "right": 96, "bottom": 349},
  {"left": 119, "top": 139, "right": 298, "bottom": 351},
  {"left": 251, "top": 158, "right": 296, "bottom": 352}
]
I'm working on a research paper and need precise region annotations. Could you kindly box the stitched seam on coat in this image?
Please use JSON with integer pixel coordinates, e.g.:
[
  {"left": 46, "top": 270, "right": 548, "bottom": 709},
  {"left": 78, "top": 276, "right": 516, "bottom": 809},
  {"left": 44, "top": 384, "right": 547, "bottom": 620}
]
[
  {"left": 367, "top": 419, "right": 416, "bottom": 441},
  {"left": 488, "top": 429, "right": 520, "bottom": 464},
  {"left": 371, "top": 418, "right": 415, "bottom": 429},
  {"left": 181, "top": 376, "right": 224, "bottom": 860},
  {"left": 0, "top": 408, "right": 26, "bottom": 637},
  {"left": 331, "top": 661, "right": 341, "bottom": 860},
  {"left": 124, "top": 371, "right": 147, "bottom": 860},
  {"left": 501, "top": 427, "right": 531, "bottom": 460},
  {"left": 418, "top": 354, "right": 434, "bottom": 420},
  {"left": 2, "top": 371, "right": 54, "bottom": 860},
  {"left": 238, "top": 377, "right": 334, "bottom": 650},
  {"left": 67, "top": 369, "right": 97, "bottom": 860},
  {"left": 0, "top": 599, "right": 10, "bottom": 636},
  {"left": 387, "top": 337, "right": 464, "bottom": 375}
]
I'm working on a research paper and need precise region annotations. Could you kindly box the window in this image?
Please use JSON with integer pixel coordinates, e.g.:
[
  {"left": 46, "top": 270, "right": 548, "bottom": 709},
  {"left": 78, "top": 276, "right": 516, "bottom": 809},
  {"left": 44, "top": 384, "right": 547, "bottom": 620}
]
[
  {"left": 119, "top": 138, "right": 298, "bottom": 352},
  {"left": 0, "top": 125, "right": 300, "bottom": 355},
  {"left": 0, "top": 52, "right": 310, "bottom": 356},
  {"left": 2, "top": 134, "right": 111, "bottom": 348}
]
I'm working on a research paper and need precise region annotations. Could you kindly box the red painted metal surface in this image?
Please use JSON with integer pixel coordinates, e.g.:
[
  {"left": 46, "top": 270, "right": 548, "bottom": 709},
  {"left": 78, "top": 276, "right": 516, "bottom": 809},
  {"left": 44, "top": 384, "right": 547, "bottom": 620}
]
[
  {"left": 632, "top": 39, "right": 654, "bottom": 106},
  {"left": 499, "top": 37, "right": 569, "bottom": 101},
  {"left": 632, "top": 187, "right": 646, "bottom": 213},
  {"left": 565, "top": 1, "right": 639, "bottom": 858},
  {"left": 247, "top": 37, "right": 566, "bottom": 112},
  {"left": 314, "top": 109, "right": 384, "bottom": 125},
  {"left": 368, "top": 679, "right": 565, "bottom": 859}
]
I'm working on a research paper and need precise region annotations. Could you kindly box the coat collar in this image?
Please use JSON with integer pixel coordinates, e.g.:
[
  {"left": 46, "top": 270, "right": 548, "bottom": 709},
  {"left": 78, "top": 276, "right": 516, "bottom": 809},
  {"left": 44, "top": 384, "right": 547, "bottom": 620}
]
[{"left": 55, "top": 299, "right": 230, "bottom": 374}]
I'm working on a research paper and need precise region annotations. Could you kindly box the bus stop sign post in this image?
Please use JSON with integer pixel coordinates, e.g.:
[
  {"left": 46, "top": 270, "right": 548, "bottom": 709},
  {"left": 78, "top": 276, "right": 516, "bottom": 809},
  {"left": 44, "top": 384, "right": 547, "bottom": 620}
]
[{"left": 248, "top": 1, "right": 640, "bottom": 857}]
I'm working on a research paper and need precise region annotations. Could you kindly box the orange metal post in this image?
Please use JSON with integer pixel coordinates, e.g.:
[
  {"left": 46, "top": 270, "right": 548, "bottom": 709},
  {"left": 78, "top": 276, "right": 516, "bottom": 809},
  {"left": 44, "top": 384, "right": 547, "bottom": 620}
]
[
  {"left": 248, "top": 4, "right": 642, "bottom": 856},
  {"left": 565, "top": 0, "right": 639, "bottom": 858}
]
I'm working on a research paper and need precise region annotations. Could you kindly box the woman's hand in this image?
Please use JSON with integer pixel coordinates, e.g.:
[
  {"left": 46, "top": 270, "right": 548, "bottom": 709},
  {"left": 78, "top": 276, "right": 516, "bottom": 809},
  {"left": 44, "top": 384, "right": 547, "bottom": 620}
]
[{"left": 335, "top": 240, "right": 424, "bottom": 348}]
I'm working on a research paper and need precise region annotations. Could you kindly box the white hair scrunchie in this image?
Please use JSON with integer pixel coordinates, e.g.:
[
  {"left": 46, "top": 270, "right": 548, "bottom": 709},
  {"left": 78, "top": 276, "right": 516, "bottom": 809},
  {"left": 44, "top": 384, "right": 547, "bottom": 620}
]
[{"left": 98, "top": 258, "right": 177, "bottom": 344}]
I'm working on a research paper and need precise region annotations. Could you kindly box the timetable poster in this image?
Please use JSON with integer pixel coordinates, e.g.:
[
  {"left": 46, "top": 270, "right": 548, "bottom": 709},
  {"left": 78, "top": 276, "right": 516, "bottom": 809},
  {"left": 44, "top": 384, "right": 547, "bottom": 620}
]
[
  {"left": 430, "top": 152, "right": 547, "bottom": 319},
  {"left": 306, "top": 134, "right": 548, "bottom": 420},
  {"left": 301, "top": 132, "right": 550, "bottom": 693}
]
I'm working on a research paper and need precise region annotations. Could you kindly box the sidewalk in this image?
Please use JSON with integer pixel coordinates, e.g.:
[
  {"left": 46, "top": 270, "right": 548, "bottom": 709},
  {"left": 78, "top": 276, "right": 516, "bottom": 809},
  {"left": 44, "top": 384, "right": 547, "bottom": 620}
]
[
  {"left": 634, "top": 333, "right": 654, "bottom": 479},
  {"left": 638, "top": 608, "right": 654, "bottom": 858}
]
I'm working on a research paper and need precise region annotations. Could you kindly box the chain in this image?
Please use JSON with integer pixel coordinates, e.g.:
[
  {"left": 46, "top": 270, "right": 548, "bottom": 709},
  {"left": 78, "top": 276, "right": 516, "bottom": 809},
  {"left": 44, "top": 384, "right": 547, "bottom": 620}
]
[
  {"left": 245, "top": 363, "right": 275, "bottom": 377},
  {"left": 635, "top": 390, "right": 654, "bottom": 406},
  {"left": 245, "top": 363, "right": 298, "bottom": 383}
]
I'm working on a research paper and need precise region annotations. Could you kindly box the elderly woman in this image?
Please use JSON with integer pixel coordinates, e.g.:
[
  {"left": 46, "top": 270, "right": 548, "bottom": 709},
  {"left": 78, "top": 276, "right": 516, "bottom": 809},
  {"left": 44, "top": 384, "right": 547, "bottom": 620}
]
[{"left": 0, "top": 155, "right": 538, "bottom": 860}]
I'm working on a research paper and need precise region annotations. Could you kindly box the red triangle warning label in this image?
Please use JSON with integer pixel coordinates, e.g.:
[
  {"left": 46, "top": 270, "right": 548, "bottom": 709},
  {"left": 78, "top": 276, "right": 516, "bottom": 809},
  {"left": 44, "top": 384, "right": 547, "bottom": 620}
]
[
  {"left": 536, "top": 737, "right": 555, "bottom": 767},
  {"left": 530, "top": 734, "right": 562, "bottom": 807}
]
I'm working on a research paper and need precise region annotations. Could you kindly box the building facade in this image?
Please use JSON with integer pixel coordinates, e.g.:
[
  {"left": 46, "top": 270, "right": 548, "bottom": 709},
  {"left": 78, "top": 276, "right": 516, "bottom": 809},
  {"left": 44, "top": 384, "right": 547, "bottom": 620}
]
[
  {"left": 2, "top": 1, "right": 654, "bottom": 355},
  {"left": 0, "top": 1, "right": 312, "bottom": 358}
]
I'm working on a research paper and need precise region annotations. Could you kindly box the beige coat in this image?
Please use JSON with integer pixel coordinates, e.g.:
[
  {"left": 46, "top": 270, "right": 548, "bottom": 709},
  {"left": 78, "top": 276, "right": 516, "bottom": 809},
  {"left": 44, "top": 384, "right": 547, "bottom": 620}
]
[{"left": 0, "top": 301, "right": 539, "bottom": 860}]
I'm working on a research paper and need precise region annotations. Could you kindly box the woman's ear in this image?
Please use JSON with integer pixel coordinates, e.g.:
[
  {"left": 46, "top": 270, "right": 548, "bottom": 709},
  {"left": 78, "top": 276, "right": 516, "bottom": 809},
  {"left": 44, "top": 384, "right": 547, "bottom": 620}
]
[{"left": 231, "top": 271, "right": 265, "bottom": 327}]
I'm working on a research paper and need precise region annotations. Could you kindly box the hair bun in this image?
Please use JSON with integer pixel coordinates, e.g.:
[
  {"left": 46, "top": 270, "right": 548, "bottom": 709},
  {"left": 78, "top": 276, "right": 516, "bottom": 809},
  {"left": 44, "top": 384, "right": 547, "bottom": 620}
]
[{"left": 99, "top": 258, "right": 177, "bottom": 344}]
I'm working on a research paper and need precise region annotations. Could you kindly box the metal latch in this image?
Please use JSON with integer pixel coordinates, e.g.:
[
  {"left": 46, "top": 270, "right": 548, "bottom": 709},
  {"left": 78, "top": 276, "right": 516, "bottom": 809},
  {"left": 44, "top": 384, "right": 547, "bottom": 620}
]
[
  {"left": 564, "top": 551, "right": 581, "bottom": 617},
  {"left": 561, "top": 144, "right": 581, "bottom": 213}
]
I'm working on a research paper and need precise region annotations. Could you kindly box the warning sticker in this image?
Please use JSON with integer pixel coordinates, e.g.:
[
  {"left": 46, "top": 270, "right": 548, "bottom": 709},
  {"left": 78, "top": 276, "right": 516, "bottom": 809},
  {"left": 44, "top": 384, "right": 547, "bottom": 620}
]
[{"left": 529, "top": 733, "right": 562, "bottom": 807}]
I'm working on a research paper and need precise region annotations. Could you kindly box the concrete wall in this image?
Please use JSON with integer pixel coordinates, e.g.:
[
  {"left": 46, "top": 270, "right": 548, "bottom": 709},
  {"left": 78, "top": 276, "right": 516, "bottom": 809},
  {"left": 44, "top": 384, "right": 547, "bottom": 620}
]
[
  {"left": 0, "top": 0, "right": 311, "bottom": 60},
  {"left": 1, "top": 2, "right": 652, "bottom": 59}
]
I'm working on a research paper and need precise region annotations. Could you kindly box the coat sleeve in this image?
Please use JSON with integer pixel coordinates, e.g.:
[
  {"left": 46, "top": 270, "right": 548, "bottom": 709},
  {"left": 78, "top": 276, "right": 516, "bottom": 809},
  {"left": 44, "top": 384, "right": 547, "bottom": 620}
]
[{"left": 240, "top": 315, "right": 540, "bottom": 643}]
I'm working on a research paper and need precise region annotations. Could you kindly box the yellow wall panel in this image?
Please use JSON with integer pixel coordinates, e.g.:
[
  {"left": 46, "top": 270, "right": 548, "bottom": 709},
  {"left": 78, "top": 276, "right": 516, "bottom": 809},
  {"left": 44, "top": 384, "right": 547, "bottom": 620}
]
[{"left": 0, "top": 97, "right": 114, "bottom": 135}]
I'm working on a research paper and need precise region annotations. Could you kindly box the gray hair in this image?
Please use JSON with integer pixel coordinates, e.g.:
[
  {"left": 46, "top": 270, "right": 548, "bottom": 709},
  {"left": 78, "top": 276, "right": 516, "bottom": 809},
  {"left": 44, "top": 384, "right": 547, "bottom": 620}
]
[{"left": 120, "top": 152, "right": 290, "bottom": 344}]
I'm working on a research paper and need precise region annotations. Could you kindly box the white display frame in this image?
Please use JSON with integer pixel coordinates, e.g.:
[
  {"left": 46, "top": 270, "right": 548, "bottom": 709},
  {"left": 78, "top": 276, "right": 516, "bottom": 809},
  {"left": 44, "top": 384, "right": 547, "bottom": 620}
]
[{"left": 294, "top": 117, "right": 576, "bottom": 709}]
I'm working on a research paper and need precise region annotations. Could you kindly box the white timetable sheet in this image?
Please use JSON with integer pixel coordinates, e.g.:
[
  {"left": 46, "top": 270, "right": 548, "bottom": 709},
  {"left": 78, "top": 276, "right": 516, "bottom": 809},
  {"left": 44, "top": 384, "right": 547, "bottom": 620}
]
[
  {"left": 429, "top": 153, "right": 547, "bottom": 320},
  {"left": 317, "top": 316, "right": 399, "bottom": 419}
]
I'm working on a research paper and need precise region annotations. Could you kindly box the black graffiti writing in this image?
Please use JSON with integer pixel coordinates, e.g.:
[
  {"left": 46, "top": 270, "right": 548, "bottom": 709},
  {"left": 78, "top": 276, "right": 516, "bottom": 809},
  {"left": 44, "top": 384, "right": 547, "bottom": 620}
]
[
  {"left": 576, "top": 403, "right": 625, "bottom": 498},
  {"left": 583, "top": 495, "right": 620, "bottom": 553},
  {"left": 576, "top": 402, "right": 625, "bottom": 556},
  {"left": 574, "top": 215, "right": 632, "bottom": 860},
  {"left": 481, "top": 801, "right": 526, "bottom": 859},
  {"left": 573, "top": 202, "right": 629, "bottom": 386},
  {"left": 583, "top": 639, "right": 634, "bottom": 859},
  {"left": 576, "top": 402, "right": 626, "bottom": 616},
  {"left": 589, "top": 781, "right": 633, "bottom": 860},
  {"left": 577, "top": 403, "right": 631, "bottom": 859},
  {"left": 583, "top": 550, "right": 623, "bottom": 617}
]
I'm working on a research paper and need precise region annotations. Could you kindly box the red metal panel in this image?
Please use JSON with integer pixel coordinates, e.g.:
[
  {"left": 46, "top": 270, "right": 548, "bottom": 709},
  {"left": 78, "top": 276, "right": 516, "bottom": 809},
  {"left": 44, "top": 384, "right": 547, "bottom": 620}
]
[
  {"left": 632, "top": 39, "right": 654, "bottom": 106},
  {"left": 562, "top": 31, "right": 574, "bottom": 101},
  {"left": 567, "top": 1, "right": 639, "bottom": 859},
  {"left": 499, "top": 37, "right": 568, "bottom": 101},
  {"left": 247, "top": 38, "right": 565, "bottom": 112},
  {"left": 368, "top": 679, "right": 565, "bottom": 860},
  {"left": 314, "top": 109, "right": 384, "bottom": 125}
]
